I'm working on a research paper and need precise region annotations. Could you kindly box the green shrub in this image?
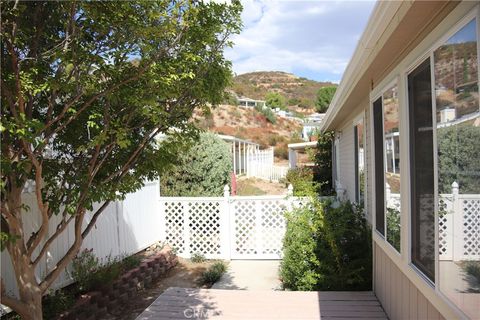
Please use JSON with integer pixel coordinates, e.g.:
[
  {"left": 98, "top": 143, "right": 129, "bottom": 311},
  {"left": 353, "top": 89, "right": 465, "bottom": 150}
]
[
  {"left": 71, "top": 250, "right": 123, "bottom": 292},
  {"left": 160, "top": 132, "right": 233, "bottom": 196},
  {"left": 285, "top": 168, "right": 319, "bottom": 196},
  {"left": 70, "top": 248, "right": 99, "bottom": 292},
  {"left": 386, "top": 207, "right": 401, "bottom": 251},
  {"left": 280, "top": 205, "right": 321, "bottom": 290},
  {"left": 199, "top": 261, "right": 227, "bottom": 286},
  {"left": 265, "top": 92, "right": 286, "bottom": 110},
  {"left": 191, "top": 252, "right": 206, "bottom": 263},
  {"left": 42, "top": 289, "right": 75, "bottom": 319},
  {"left": 314, "top": 131, "right": 335, "bottom": 195},
  {"left": 254, "top": 104, "right": 277, "bottom": 124},
  {"left": 123, "top": 255, "right": 142, "bottom": 270},
  {"left": 462, "top": 261, "right": 480, "bottom": 293},
  {"left": 280, "top": 199, "right": 372, "bottom": 291},
  {"left": 89, "top": 255, "right": 123, "bottom": 290},
  {"left": 274, "top": 144, "right": 289, "bottom": 160}
]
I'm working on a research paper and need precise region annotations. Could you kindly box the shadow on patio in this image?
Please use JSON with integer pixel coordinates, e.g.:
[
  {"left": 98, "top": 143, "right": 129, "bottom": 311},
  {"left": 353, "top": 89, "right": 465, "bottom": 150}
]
[{"left": 135, "top": 287, "right": 388, "bottom": 319}]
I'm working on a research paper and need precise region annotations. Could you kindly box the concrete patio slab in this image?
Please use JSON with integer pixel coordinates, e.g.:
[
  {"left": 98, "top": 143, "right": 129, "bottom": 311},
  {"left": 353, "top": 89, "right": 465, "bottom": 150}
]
[{"left": 211, "top": 260, "right": 281, "bottom": 290}]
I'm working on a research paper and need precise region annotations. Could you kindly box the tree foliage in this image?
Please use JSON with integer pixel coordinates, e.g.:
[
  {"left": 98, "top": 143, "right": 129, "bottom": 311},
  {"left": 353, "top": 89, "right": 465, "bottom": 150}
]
[
  {"left": 0, "top": 1, "right": 241, "bottom": 318},
  {"left": 265, "top": 92, "right": 286, "bottom": 110},
  {"left": 437, "top": 125, "right": 480, "bottom": 193},
  {"left": 160, "top": 133, "right": 233, "bottom": 196},
  {"left": 315, "top": 86, "right": 337, "bottom": 113},
  {"left": 314, "top": 131, "right": 335, "bottom": 195}
]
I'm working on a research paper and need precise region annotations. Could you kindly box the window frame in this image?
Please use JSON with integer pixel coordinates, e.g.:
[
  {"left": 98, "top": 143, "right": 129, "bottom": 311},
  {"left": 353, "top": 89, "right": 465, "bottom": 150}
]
[
  {"left": 370, "top": 79, "right": 402, "bottom": 253},
  {"left": 367, "top": 4, "right": 479, "bottom": 319},
  {"left": 353, "top": 113, "right": 366, "bottom": 205}
]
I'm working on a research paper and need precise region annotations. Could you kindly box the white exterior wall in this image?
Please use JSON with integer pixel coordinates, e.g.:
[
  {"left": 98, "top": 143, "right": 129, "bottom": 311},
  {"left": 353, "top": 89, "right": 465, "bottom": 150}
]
[{"left": 336, "top": 124, "right": 356, "bottom": 202}]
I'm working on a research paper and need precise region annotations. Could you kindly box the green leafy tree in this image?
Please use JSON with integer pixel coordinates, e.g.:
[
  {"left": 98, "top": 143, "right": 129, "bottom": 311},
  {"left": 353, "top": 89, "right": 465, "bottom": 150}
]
[
  {"left": 160, "top": 133, "right": 233, "bottom": 196},
  {"left": 0, "top": 1, "right": 241, "bottom": 318},
  {"left": 265, "top": 92, "right": 286, "bottom": 110},
  {"left": 437, "top": 125, "right": 480, "bottom": 193},
  {"left": 315, "top": 86, "right": 337, "bottom": 113}
]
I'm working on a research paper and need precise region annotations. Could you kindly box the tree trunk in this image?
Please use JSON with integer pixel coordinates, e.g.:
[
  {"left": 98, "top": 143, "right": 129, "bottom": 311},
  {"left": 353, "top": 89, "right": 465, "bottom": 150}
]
[
  {"left": 4, "top": 246, "right": 44, "bottom": 320},
  {"left": 3, "top": 189, "right": 44, "bottom": 319}
]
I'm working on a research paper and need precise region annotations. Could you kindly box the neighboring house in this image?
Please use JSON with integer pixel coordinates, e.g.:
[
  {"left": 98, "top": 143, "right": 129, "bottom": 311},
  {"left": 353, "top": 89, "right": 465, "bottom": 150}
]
[
  {"left": 306, "top": 112, "right": 325, "bottom": 123},
  {"left": 301, "top": 122, "right": 322, "bottom": 141},
  {"left": 237, "top": 97, "right": 265, "bottom": 108},
  {"left": 302, "top": 113, "right": 325, "bottom": 140},
  {"left": 321, "top": 1, "right": 479, "bottom": 320},
  {"left": 217, "top": 134, "right": 260, "bottom": 175}
]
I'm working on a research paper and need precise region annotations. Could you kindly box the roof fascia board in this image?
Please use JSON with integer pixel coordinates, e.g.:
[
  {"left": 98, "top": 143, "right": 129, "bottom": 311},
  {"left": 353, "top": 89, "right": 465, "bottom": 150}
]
[{"left": 321, "top": 1, "right": 404, "bottom": 131}]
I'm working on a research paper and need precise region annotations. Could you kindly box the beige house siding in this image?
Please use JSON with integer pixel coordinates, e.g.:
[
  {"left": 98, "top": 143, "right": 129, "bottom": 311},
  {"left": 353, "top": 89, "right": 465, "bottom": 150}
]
[
  {"left": 364, "top": 107, "right": 373, "bottom": 223},
  {"left": 375, "top": 243, "right": 445, "bottom": 320},
  {"left": 337, "top": 123, "right": 355, "bottom": 202}
]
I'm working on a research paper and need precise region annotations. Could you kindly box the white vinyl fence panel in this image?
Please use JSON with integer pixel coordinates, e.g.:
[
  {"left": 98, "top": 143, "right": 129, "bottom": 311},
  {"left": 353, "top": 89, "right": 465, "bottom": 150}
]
[{"left": 1, "top": 181, "right": 162, "bottom": 299}]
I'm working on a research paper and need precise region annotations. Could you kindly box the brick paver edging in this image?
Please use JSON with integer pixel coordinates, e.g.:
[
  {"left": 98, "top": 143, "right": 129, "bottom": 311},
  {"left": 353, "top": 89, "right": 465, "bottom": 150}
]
[{"left": 59, "top": 246, "right": 178, "bottom": 320}]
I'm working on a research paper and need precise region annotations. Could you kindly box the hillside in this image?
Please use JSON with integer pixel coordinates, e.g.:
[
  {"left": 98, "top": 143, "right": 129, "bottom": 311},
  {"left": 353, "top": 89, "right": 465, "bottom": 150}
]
[
  {"left": 194, "top": 104, "right": 304, "bottom": 163},
  {"left": 230, "top": 71, "right": 335, "bottom": 109}
]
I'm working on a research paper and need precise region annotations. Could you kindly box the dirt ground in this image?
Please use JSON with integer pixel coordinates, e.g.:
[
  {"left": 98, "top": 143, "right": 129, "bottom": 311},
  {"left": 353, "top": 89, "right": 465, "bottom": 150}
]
[
  {"left": 236, "top": 177, "right": 287, "bottom": 196},
  {"left": 101, "top": 258, "right": 218, "bottom": 320}
]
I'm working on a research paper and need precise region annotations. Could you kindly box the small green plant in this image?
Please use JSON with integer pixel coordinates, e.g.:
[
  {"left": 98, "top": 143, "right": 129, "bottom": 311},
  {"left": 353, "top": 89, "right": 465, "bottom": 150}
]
[
  {"left": 191, "top": 252, "right": 207, "bottom": 263},
  {"left": 462, "top": 261, "right": 480, "bottom": 293},
  {"left": 123, "top": 255, "right": 142, "bottom": 270},
  {"left": 90, "top": 255, "right": 123, "bottom": 289},
  {"left": 42, "top": 289, "right": 75, "bottom": 319},
  {"left": 71, "top": 250, "right": 124, "bottom": 292},
  {"left": 70, "top": 248, "right": 100, "bottom": 292},
  {"left": 199, "top": 261, "right": 227, "bottom": 287},
  {"left": 386, "top": 207, "right": 401, "bottom": 252}
]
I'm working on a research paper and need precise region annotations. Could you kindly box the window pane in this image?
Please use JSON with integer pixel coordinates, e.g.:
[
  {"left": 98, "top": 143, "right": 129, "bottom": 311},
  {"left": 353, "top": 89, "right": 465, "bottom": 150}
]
[
  {"left": 383, "top": 86, "right": 401, "bottom": 252},
  {"left": 355, "top": 120, "right": 365, "bottom": 206},
  {"left": 408, "top": 58, "right": 435, "bottom": 282},
  {"left": 435, "top": 18, "right": 479, "bottom": 319},
  {"left": 373, "top": 98, "right": 385, "bottom": 235}
]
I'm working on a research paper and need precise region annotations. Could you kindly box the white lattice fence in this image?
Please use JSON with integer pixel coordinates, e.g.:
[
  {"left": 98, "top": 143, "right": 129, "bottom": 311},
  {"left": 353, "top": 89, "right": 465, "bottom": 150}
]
[
  {"left": 161, "top": 190, "right": 303, "bottom": 260},
  {"left": 387, "top": 186, "right": 479, "bottom": 261},
  {"left": 458, "top": 196, "right": 480, "bottom": 260}
]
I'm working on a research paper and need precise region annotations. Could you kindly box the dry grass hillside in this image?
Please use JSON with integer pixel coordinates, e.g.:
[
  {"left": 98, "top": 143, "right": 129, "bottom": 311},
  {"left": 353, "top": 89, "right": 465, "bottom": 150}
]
[
  {"left": 230, "top": 71, "right": 335, "bottom": 110},
  {"left": 194, "top": 104, "right": 304, "bottom": 163}
]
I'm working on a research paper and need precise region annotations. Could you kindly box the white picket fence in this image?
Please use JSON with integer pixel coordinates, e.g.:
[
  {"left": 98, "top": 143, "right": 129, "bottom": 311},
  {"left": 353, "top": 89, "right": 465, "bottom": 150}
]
[
  {"left": 246, "top": 147, "right": 288, "bottom": 182},
  {"left": 1, "top": 181, "right": 163, "bottom": 298},
  {"left": 386, "top": 182, "right": 480, "bottom": 261},
  {"left": 161, "top": 185, "right": 308, "bottom": 260}
]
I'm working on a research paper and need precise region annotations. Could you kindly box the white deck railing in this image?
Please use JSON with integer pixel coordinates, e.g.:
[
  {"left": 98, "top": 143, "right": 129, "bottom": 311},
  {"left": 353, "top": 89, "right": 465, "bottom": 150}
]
[{"left": 246, "top": 147, "right": 288, "bottom": 182}]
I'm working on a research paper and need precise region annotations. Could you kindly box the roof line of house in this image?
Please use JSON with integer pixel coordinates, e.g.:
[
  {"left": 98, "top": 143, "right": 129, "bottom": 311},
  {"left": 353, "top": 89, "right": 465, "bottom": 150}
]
[{"left": 320, "top": 1, "right": 403, "bottom": 132}]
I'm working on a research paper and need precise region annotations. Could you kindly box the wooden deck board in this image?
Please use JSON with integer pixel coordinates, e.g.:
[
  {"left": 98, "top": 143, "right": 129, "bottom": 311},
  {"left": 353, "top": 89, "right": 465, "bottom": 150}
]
[{"left": 136, "top": 287, "right": 388, "bottom": 320}]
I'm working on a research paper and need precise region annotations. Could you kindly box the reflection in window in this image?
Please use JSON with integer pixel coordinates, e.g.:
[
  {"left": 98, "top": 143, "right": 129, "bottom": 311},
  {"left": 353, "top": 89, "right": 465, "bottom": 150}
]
[
  {"left": 354, "top": 120, "right": 365, "bottom": 206},
  {"left": 435, "top": 18, "right": 479, "bottom": 319},
  {"left": 383, "top": 86, "right": 401, "bottom": 252}
]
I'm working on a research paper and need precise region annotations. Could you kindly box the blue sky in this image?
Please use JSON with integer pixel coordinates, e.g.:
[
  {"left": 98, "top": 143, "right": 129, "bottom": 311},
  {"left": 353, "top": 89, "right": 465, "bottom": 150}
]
[{"left": 225, "top": 0, "right": 376, "bottom": 83}]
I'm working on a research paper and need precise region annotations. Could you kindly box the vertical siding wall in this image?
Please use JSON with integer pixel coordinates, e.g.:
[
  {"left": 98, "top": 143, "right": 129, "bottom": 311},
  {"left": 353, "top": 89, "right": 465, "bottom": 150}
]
[
  {"left": 374, "top": 243, "right": 445, "bottom": 320},
  {"left": 337, "top": 124, "right": 356, "bottom": 202},
  {"left": 365, "top": 108, "right": 373, "bottom": 223}
]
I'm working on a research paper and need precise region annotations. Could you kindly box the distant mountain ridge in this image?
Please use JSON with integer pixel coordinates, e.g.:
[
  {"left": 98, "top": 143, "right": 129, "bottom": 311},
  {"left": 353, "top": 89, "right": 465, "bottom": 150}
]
[{"left": 229, "top": 71, "right": 336, "bottom": 109}]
